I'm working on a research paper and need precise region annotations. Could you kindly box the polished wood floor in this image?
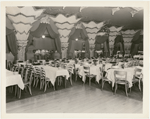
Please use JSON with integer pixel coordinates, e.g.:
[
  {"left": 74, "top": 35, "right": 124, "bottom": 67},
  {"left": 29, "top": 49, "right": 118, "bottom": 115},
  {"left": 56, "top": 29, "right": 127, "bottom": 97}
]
[{"left": 6, "top": 84, "right": 143, "bottom": 113}]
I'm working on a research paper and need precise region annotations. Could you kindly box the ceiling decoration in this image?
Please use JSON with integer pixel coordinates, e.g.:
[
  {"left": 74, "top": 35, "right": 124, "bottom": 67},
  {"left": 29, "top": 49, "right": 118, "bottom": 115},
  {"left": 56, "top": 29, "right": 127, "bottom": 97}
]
[
  {"left": 121, "top": 30, "right": 138, "bottom": 35},
  {"left": 112, "top": 7, "right": 120, "bottom": 15},
  {"left": 60, "top": 37, "right": 69, "bottom": 43},
  {"left": 83, "top": 21, "right": 105, "bottom": 29},
  {"left": 58, "top": 29, "right": 71, "bottom": 37},
  {"left": 40, "top": 15, "right": 51, "bottom": 24},
  {"left": 34, "top": 6, "right": 143, "bottom": 30},
  {"left": 130, "top": 10, "right": 139, "bottom": 17},
  {"left": 13, "top": 23, "right": 32, "bottom": 34},
  {"left": 131, "top": 7, "right": 143, "bottom": 18},
  {"left": 86, "top": 28, "right": 99, "bottom": 34},
  {"left": 6, "top": 7, "right": 45, "bottom": 18},
  {"left": 80, "top": 7, "right": 88, "bottom": 12},
  {"left": 49, "top": 14, "right": 81, "bottom": 24},
  {"left": 88, "top": 33, "right": 97, "bottom": 40},
  {"left": 16, "top": 32, "right": 29, "bottom": 41},
  {"left": 109, "top": 26, "right": 123, "bottom": 32},
  {"left": 75, "top": 22, "right": 83, "bottom": 29},
  {"left": 7, "top": 15, "right": 36, "bottom": 24},
  {"left": 6, "top": 6, "right": 45, "bottom": 61},
  {"left": 56, "top": 23, "right": 74, "bottom": 29}
]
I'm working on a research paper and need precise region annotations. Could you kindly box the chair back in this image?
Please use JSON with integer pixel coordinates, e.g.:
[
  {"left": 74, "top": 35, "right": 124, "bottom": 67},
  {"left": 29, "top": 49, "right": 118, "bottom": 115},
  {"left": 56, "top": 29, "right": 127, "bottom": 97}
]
[
  {"left": 7, "top": 61, "right": 13, "bottom": 70},
  {"left": 134, "top": 68, "right": 142, "bottom": 78},
  {"left": 114, "top": 71, "right": 127, "bottom": 82},
  {"left": 18, "top": 67, "right": 24, "bottom": 78},
  {"left": 66, "top": 64, "right": 74, "bottom": 74},
  {"left": 11, "top": 65, "right": 17, "bottom": 72},
  {"left": 83, "top": 66, "right": 90, "bottom": 74},
  {"left": 29, "top": 70, "right": 34, "bottom": 85},
  {"left": 24, "top": 68, "right": 29, "bottom": 83},
  {"left": 34, "top": 67, "right": 41, "bottom": 77},
  {"left": 40, "top": 68, "right": 46, "bottom": 80}
]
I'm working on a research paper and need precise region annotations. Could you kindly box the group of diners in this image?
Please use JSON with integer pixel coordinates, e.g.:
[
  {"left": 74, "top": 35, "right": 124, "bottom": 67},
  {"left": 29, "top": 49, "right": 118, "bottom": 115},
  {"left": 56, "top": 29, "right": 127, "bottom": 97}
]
[{"left": 6, "top": 56, "right": 143, "bottom": 99}]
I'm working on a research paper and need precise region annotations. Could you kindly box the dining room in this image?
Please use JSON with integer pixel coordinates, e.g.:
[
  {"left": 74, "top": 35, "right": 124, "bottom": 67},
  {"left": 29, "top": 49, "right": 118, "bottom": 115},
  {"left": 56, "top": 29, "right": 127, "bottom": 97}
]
[{"left": 4, "top": 4, "right": 148, "bottom": 115}]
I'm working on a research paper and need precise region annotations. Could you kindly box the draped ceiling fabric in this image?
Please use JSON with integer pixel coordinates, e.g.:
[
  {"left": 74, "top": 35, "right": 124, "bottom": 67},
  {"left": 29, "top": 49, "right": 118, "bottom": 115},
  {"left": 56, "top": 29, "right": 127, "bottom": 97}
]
[
  {"left": 6, "top": 28, "right": 18, "bottom": 62},
  {"left": 112, "top": 35, "right": 125, "bottom": 56},
  {"left": 6, "top": 7, "right": 45, "bottom": 61},
  {"left": 130, "top": 34, "right": 143, "bottom": 56},
  {"left": 94, "top": 35, "right": 110, "bottom": 57},
  {"left": 25, "top": 23, "right": 61, "bottom": 60},
  {"left": 67, "top": 23, "right": 90, "bottom": 58},
  {"left": 33, "top": 37, "right": 56, "bottom": 51}
]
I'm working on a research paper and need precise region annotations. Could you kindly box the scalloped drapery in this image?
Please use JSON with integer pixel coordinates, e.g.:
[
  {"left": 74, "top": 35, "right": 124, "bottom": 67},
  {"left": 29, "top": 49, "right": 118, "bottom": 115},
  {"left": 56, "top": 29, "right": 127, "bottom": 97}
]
[{"left": 25, "top": 23, "right": 61, "bottom": 60}]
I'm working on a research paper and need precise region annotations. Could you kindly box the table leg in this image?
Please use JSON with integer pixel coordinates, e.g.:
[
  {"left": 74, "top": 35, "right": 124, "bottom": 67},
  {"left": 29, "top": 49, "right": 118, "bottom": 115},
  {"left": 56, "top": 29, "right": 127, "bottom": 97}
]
[
  {"left": 55, "top": 80, "right": 57, "bottom": 90},
  {"left": 64, "top": 76, "right": 66, "bottom": 88},
  {"left": 70, "top": 74, "right": 72, "bottom": 86}
]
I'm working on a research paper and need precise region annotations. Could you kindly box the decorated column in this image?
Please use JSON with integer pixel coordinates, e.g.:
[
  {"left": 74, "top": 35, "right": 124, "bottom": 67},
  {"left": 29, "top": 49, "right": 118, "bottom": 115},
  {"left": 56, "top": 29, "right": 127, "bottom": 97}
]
[{"left": 6, "top": 7, "right": 45, "bottom": 61}]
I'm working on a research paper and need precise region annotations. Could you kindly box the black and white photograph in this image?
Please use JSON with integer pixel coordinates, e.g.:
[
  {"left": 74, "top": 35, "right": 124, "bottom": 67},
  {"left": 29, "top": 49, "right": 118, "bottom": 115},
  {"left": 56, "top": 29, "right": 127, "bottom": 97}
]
[{"left": 1, "top": 1, "right": 149, "bottom": 118}]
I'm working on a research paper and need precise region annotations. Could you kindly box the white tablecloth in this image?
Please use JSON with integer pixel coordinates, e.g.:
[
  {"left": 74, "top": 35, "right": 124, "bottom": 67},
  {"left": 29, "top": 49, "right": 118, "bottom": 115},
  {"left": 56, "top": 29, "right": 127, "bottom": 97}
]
[
  {"left": 106, "top": 67, "right": 142, "bottom": 88},
  {"left": 33, "top": 66, "right": 70, "bottom": 86},
  {"left": 104, "top": 63, "right": 113, "bottom": 71},
  {"left": 6, "top": 70, "right": 24, "bottom": 90},
  {"left": 76, "top": 65, "right": 102, "bottom": 83}
]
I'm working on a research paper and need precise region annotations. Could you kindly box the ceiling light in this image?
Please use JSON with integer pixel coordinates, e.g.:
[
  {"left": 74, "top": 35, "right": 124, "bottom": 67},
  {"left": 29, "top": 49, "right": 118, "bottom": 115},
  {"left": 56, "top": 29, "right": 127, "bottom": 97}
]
[
  {"left": 75, "top": 38, "right": 78, "bottom": 41},
  {"left": 42, "top": 35, "right": 45, "bottom": 38}
]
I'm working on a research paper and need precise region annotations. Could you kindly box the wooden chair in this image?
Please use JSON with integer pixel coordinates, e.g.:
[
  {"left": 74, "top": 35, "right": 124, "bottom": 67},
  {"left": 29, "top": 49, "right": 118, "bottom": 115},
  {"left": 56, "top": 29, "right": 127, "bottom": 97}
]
[
  {"left": 114, "top": 71, "right": 129, "bottom": 96},
  {"left": 66, "top": 64, "right": 73, "bottom": 86},
  {"left": 130, "top": 68, "right": 142, "bottom": 92},
  {"left": 33, "top": 67, "right": 41, "bottom": 88},
  {"left": 83, "top": 66, "right": 96, "bottom": 86},
  {"left": 101, "top": 65, "right": 113, "bottom": 91},
  {"left": 39, "top": 68, "right": 53, "bottom": 92},
  {"left": 7, "top": 61, "right": 13, "bottom": 70},
  {"left": 17, "top": 68, "right": 34, "bottom": 98}
]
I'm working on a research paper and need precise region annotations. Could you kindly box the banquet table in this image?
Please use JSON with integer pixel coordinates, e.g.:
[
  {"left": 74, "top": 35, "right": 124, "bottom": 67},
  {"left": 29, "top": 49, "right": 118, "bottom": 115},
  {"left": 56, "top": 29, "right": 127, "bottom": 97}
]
[
  {"left": 106, "top": 66, "right": 143, "bottom": 88},
  {"left": 33, "top": 65, "right": 70, "bottom": 86},
  {"left": 6, "top": 69, "right": 24, "bottom": 90}
]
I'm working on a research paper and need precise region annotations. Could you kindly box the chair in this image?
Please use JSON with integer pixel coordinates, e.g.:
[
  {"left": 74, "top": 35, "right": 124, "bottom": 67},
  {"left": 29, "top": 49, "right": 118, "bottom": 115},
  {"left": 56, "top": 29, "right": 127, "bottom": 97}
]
[
  {"left": 130, "top": 68, "right": 142, "bottom": 92},
  {"left": 18, "top": 66, "right": 25, "bottom": 78},
  {"left": 66, "top": 64, "right": 73, "bottom": 85},
  {"left": 11, "top": 65, "right": 18, "bottom": 72},
  {"left": 7, "top": 61, "right": 13, "bottom": 70},
  {"left": 101, "top": 65, "right": 113, "bottom": 91},
  {"left": 83, "top": 66, "right": 96, "bottom": 86},
  {"left": 33, "top": 67, "right": 41, "bottom": 88},
  {"left": 17, "top": 68, "right": 34, "bottom": 98},
  {"left": 114, "top": 71, "right": 129, "bottom": 96},
  {"left": 40, "top": 68, "right": 53, "bottom": 92}
]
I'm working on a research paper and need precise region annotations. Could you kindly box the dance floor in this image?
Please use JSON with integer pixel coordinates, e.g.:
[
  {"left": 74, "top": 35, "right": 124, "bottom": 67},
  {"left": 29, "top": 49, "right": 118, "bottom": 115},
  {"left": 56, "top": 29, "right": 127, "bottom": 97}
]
[{"left": 6, "top": 78, "right": 143, "bottom": 113}]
